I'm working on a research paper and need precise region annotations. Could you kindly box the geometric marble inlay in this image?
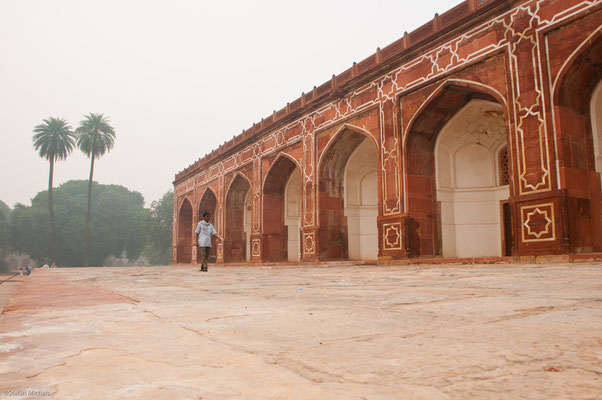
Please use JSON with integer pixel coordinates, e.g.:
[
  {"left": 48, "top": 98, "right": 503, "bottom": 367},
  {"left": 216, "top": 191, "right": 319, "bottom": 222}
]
[
  {"left": 521, "top": 203, "right": 555, "bottom": 242},
  {"left": 303, "top": 232, "right": 316, "bottom": 254},
  {"left": 383, "top": 222, "right": 402, "bottom": 250},
  {"left": 252, "top": 239, "right": 261, "bottom": 257}
]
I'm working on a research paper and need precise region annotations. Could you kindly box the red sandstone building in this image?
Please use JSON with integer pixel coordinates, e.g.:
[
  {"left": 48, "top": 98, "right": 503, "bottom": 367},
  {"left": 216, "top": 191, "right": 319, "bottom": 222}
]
[{"left": 173, "top": 0, "right": 602, "bottom": 265}]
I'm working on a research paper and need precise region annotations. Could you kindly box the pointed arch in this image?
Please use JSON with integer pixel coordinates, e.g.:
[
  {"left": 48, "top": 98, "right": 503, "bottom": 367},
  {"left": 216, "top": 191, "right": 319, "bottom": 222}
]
[
  {"left": 262, "top": 152, "right": 302, "bottom": 261},
  {"left": 198, "top": 187, "right": 219, "bottom": 262},
  {"left": 224, "top": 173, "right": 252, "bottom": 263},
  {"left": 177, "top": 195, "right": 193, "bottom": 213},
  {"left": 262, "top": 152, "right": 301, "bottom": 188},
  {"left": 198, "top": 187, "right": 217, "bottom": 208},
  {"left": 317, "top": 123, "right": 378, "bottom": 171},
  {"left": 404, "top": 81, "right": 511, "bottom": 257},
  {"left": 176, "top": 197, "right": 193, "bottom": 264},
  {"left": 404, "top": 79, "right": 509, "bottom": 149},
  {"left": 552, "top": 25, "right": 602, "bottom": 113},
  {"left": 198, "top": 187, "right": 218, "bottom": 225},
  {"left": 225, "top": 171, "right": 252, "bottom": 197},
  {"left": 317, "top": 123, "right": 380, "bottom": 261}
]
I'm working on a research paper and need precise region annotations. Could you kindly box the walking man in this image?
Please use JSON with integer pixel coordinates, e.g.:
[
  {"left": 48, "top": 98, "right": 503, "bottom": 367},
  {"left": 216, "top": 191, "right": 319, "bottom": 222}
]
[{"left": 195, "top": 211, "right": 221, "bottom": 272}]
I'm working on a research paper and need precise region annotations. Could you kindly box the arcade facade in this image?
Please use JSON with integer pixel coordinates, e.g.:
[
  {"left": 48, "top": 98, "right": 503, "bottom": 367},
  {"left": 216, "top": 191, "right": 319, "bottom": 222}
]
[{"left": 173, "top": 0, "right": 602, "bottom": 264}]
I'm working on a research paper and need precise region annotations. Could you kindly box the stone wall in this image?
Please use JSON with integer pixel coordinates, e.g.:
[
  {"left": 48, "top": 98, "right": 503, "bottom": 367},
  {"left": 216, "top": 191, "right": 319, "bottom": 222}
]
[{"left": 173, "top": 0, "right": 602, "bottom": 264}]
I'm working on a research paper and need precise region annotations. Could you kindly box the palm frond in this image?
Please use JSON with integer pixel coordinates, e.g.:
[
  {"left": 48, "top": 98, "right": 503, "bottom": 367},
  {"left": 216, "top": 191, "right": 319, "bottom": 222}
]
[
  {"left": 75, "top": 113, "right": 116, "bottom": 159},
  {"left": 31, "top": 117, "right": 75, "bottom": 161}
]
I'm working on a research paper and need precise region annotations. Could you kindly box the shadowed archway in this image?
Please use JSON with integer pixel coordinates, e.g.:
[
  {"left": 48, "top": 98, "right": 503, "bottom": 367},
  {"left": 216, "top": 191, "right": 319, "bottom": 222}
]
[
  {"left": 318, "top": 127, "right": 378, "bottom": 261},
  {"left": 263, "top": 155, "right": 301, "bottom": 262},
  {"left": 177, "top": 198, "right": 193, "bottom": 263},
  {"left": 225, "top": 174, "right": 251, "bottom": 263},
  {"left": 405, "top": 82, "right": 511, "bottom": 257},
  {"left": 554, "top": 33, "right": 602, "bottom": 251},
  {"left": 198, "top": 188, "right": 218, "bottom": 261}
]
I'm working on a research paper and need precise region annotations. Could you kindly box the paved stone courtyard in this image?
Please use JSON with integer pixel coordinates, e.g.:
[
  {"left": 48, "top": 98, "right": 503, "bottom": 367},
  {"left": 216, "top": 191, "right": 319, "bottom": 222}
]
[{"left": 1, "top": 263, "right": 601, "bottom": 399}]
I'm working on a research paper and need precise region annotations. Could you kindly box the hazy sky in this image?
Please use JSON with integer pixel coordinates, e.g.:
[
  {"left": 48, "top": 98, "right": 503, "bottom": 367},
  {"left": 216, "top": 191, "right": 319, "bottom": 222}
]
[{"left": 0, "top": 0, "right": 460, "bottom": 208}]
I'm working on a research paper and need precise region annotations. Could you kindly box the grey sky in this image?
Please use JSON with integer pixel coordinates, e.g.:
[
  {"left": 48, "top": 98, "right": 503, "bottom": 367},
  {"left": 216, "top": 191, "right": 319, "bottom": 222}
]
[{"left": 0, "top": 0, "right": 460, "bottom": 208}]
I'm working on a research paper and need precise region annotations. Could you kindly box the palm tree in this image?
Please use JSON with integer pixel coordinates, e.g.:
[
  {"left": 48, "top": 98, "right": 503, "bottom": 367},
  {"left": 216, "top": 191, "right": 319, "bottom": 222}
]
[
  {"left": 32, "top": 117, "right": 76, "bottom": 263},
  {"left": 75, "top": 113, "right": 116, "bottom": 266}
]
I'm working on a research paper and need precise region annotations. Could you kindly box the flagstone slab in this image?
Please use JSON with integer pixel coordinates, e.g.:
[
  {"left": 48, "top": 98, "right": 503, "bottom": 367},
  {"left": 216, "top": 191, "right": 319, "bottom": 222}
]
[{"left": 1, "top": 264, "right": 600, "bottom": 399}]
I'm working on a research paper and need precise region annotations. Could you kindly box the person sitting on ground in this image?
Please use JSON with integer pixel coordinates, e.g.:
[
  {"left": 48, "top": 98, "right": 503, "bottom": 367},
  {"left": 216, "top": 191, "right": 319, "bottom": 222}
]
[{"left": 195, "top": 211, "right": 221, "bottom": 272}]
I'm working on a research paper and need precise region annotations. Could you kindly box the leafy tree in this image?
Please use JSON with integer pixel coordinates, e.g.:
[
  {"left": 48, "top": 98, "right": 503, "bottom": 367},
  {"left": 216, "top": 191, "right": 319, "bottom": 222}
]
[
  {"left": 75, "top": 113, "right": 116, "bottom": 266},
  {"left": 143, "top": 190, "right": 173, "bottom": 265},
  {"left": 32, "top": 117, "right": 76, "bottom": 262},
  {"left": 10, "top": 181, "right": 148, "bottom": 267},
  {"left": 0, "top": 200, "right": 11, "bottom": 272}
]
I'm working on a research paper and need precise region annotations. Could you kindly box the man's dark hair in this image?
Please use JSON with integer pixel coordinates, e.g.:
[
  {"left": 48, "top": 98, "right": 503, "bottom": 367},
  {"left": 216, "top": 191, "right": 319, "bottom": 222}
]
[{"left": 203, "top": 211, "right": 211, "bottom": 217}]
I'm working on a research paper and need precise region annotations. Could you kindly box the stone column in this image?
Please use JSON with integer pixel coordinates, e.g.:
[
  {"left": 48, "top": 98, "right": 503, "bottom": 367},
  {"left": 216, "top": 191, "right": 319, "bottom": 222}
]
[
  {"left": 378, "top": 95, "right": 409, "bottom": 262},
  {"left": 191, "top": 185, "right": 198, "bottom": 265},
  {"left": 216, "top": 175, "right": 225, "bottom": 264},
  {"left": 300, "top": 122, "right": 319, "bottom": 262},
  {"left": 250, "top": 158, "right": 265, "bottom": 263},
  {"left": 505, "top": 7, "right": 565, "bottom": 255}
]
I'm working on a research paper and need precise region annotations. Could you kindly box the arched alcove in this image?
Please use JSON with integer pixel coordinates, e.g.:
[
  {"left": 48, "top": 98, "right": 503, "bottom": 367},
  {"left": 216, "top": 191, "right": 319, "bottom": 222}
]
[
  {"left": 345, "top": 138, "right": 378, "bottom": 260},
  {"left": 555, "top": 34, "right": 602, "bottom": 252},
  {"left": 405, "top": 82, "right": 511, "bottom": 257},
  {"left": 285, "top": 168, "right": 302, "bottom": 261},
  {"left": 225, "top": 175, "right": 251, "bottom": 263},
  {"left": 435, "top": 99, "right": 509, "bottom": 257},
  {"left": 263, "top": 155, "right": 301, "bottom": 262},
  {"left": 177, "top": 198, "right": 193, "bottom": 263},
  {"left": 198, "top": 188, "right": 218, "bottom": 261},
  {"left": 318, "top": 127, "right": 378, "bottom": 260}
]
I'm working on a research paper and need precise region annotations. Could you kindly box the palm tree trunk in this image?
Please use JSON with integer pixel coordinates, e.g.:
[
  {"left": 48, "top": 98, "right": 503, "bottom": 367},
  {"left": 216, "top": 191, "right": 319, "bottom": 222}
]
[
  {"left": 49, "top": 158, "right": 56, "bottom": 263},
  {"left": 85, "top": 157, "right": 95, "bottom": 267}
]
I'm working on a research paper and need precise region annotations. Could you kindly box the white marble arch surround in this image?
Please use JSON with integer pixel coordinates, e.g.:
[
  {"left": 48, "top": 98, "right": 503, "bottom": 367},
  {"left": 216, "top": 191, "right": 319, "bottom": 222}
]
[
  {"left": 435, "top": 99, "right": 509, "bottom": 258},
  {"left": 285, "top": 168, "right": 302, "bottom": 262},
  {"left": 591, "top": 80, "right": 602, "bottom": 191},
  {"left": 345, "top": 137, "right": 378, "bottom": 261}
]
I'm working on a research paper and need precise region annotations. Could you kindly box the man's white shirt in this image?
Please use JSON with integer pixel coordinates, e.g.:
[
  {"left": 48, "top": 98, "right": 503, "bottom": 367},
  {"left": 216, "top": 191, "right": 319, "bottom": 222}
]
[{"left": 195, "top": 220, "right": 217, "bottom": 247}]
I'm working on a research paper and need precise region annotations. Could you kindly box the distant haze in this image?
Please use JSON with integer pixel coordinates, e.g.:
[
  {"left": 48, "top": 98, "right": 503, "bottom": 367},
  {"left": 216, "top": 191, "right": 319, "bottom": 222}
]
[{"left": 0, "top": 0, "right": 460, "bottom": 207}]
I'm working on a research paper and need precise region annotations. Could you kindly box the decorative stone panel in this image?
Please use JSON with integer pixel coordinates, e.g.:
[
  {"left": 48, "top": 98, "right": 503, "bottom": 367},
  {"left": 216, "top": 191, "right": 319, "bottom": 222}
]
[
  {"left": 252, "top": 239, "right": 261, "bottom": 257},
  {"left": 521, "top": 203, "right": 555, "bottom": 243},
  {"left": 383, "top": 222, "right": 403, "bottom": 251},
  {"left": 303, "top": 232, "right": 316, "bottom": 255}
]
